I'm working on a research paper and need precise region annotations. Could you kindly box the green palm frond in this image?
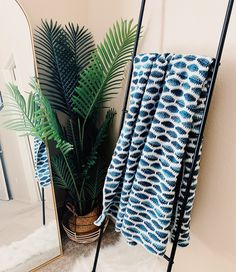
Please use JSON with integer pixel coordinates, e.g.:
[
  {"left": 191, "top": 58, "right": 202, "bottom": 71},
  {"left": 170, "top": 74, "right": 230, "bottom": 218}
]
[
  {"left": 72, "top": 19, "right": 137, "bottom": 120},
  {"left": 51, "top": 154, "right": 78, "bottom": 200},
  {"left": 34, "top": 20, "right": 74, "bottom": 114},
  {"left": 3, "top": 81, "right": 73, "bottom": 155},
  {"left": 65, "top": 23, "right": 95, "bottom": 71},
  {"left": 84, "top": 166, "right": 107, "bottom": 204},
  {"left": 82, "top": 109, "right": 116, "bottom": 176},
  {"left": 3, "top": 84, "right": 39, "bottom": 133},
  {"left": 34, "top": 20, "right": 94, "bottom": 115},
  {"left": 64, "top": 118, "right": 82, "bottom": 166}
]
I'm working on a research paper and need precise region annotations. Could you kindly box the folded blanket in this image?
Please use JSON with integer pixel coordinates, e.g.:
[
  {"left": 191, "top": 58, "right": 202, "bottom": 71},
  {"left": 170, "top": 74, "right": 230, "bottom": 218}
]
[
  {"left": 34, "top": 138, "right": 51, "bottom": 188},
  {"left": 96, "top": 53, "right": 213, "bottom": 256}
]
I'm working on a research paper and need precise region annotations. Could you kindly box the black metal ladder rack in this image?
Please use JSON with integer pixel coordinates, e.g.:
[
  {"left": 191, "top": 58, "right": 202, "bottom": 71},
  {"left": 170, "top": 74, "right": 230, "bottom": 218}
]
[{"left": 92, "top": 1, "right": 234, "bottom": 271}]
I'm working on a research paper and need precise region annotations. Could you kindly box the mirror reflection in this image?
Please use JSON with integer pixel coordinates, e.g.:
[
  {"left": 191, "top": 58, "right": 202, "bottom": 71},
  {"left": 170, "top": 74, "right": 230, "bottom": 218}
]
[{"left": 0, "top": 1, "right": 61, "bottom": 271}]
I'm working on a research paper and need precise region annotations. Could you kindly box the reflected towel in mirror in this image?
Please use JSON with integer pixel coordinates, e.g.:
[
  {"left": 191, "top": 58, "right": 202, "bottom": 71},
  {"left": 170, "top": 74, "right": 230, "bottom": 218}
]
[{"left": 34, "top": 138, "right": 51, "bottom": 187}]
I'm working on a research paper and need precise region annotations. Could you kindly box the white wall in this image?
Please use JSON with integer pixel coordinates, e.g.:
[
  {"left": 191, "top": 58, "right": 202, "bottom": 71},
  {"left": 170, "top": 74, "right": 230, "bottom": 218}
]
[{"left": 18, "top": 0, "right": 88, "bottom": 29}]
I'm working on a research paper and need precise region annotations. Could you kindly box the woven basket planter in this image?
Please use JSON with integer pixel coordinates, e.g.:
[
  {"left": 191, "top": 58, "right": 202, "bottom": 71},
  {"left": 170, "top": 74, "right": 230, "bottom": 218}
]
[{"left": 62, "top": 204, "right": 108, "bottom": 244}]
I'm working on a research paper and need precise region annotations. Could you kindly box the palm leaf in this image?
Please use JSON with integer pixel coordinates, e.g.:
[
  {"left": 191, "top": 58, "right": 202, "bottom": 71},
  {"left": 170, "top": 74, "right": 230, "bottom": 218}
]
[
  {"left": 34, "top": 20, "right": 94, "bottom": 115},
  {"left": 51, "top": 154, "right": 78, "bottom": 200},
  {"left": 3, "top": 80, "right": 73, "bottom": 155},
  {"left": 84, "top": 166, "right": 107, "bottom": 203},
  {"left": 78, "top": 109, "right": 115, "bottom": 207},
  {"left": 65, "top": 23, "right": 95, "bottom": 72},
  {"left": 34, "top": 20, "right": 74, "bottom": 114},
  {"left": 64, "top": 118, "right": 82, "bottom": 167},
  {"left": 72, "top": 19, "right": 137, "bottom": 120},
  {"left": 82, "top": 108, "right": 116, "bottom": 176}
]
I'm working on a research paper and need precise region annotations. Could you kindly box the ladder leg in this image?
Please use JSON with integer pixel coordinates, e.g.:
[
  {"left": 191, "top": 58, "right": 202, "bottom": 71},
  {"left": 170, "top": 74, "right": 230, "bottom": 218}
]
[
  {"left": 91, "top": 1, "right": 147, "bottom": 271},
  {"left": 92, "top": 220, "right": 106, "bottom": 272},
  {"left": 166, "top": 2, "right": 234, "bottom": 270},
  {"left": 119, "top": 0, "right": 146, "bottom": 133},
  {"left": 42, "top": 187, "right": 46, "bottom": 226}
]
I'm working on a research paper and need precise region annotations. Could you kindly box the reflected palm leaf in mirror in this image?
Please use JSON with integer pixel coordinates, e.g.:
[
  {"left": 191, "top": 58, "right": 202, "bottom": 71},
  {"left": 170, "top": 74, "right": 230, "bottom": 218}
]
[{"left": 4, "top": 81, "right": 73, "bottom": 155}]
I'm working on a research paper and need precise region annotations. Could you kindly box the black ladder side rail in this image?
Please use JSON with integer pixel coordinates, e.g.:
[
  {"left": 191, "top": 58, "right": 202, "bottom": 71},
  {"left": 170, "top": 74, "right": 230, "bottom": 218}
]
[
  {"left": 92, "top": 0, "right": 234, "bottom": 272},
  {"left": 119, "top": 0, "right": 147, "bottom": 134},
  {"left": 166, "top": 0, "right": 234, "bottom": 271},
  {"left": 91, "top": 1, "right": 146, "bottom": 271},
  {"left": 42, "top": 187, "right": 46, "bottom": 226}
]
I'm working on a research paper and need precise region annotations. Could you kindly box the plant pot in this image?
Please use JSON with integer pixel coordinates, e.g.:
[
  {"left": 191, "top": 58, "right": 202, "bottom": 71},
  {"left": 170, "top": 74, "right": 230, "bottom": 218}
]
[
  {"left": 62, "top": 203, "right": 108, "bottom": 244},
  {"left": 68, "top": 205, "right": 100, "bottom": 234}
]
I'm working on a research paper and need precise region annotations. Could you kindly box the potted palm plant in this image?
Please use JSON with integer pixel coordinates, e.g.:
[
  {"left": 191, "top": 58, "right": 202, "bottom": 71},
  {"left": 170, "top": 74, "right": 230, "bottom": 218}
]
[{"left": 3, "top": 19, "right": 137, "bottom": 242}]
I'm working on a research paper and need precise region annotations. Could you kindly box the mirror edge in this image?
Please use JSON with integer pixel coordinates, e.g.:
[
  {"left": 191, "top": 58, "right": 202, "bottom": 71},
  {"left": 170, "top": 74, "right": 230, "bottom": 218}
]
[{"left": 13, "top": 0, "right": 64, "bottom": 270}]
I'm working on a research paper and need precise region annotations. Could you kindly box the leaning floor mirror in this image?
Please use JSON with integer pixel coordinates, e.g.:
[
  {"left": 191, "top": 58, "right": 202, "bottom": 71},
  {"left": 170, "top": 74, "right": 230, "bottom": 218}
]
[{"left": 0, "top": 1, "right": 62, "bottom": 271}]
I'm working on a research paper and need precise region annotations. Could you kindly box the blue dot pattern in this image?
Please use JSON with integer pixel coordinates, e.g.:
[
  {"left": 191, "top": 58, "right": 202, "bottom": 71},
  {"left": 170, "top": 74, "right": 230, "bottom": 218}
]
[
  {"left": 34, "top": 137, "right": 51, "bottom": 188},
  {"left": 96, "top": 53, "right": 214, "bottom": 256}
]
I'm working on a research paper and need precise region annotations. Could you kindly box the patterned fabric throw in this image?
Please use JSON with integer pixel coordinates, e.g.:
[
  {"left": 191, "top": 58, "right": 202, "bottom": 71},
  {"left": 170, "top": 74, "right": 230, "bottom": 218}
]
[
  {"left": 95, "top": 53, "right": 213, "bottom": 256},
  {"left": 34, "top": 138, "right": 51, "bottom": 188}
]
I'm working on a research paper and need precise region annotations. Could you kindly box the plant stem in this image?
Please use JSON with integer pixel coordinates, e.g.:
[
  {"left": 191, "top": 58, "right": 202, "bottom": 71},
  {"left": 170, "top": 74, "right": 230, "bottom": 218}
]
[
  {"left": 69, "top": 118, "right": 80, "bottom": 165},
  {"left": 91, "top": 199, "right": 95, "bottom": 211},
  {"left": 61, "top": 151, "right": 82, "bottom": 212},
  {"left": 79, "top": 177, "right": 86, "bottom": 202},
  {"left": 81, "top": 121, "right": 86, "bottom": 152},
  {"left": 78, "top": 118, "right": 83, "bottom": 153}
]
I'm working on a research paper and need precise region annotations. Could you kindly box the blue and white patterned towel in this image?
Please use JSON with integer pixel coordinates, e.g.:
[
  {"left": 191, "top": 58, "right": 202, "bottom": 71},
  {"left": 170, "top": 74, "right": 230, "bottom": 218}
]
[
  {"left": 95, "top": 53, "right": 213, "bottom": 256},
  {"left": 34, "top": 137, "right": 51, "bottom": 187}
]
